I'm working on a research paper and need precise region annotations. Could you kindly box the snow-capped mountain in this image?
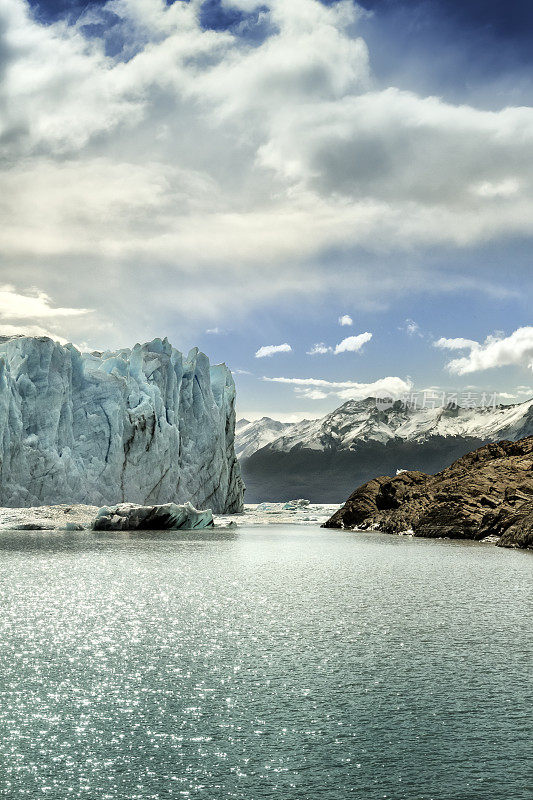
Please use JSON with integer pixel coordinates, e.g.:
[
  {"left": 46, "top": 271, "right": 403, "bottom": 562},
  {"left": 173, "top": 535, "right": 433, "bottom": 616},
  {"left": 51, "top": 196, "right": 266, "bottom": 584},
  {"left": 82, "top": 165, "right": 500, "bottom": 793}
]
[
  {"left": 240, "top": 397, "right": 533, "bottom": 502},
  {"left": 235, "top": 417, "right": 293, "bottom": 459},
  {"left": 266, "top": 397, "right": 533, "bottom": 452}
]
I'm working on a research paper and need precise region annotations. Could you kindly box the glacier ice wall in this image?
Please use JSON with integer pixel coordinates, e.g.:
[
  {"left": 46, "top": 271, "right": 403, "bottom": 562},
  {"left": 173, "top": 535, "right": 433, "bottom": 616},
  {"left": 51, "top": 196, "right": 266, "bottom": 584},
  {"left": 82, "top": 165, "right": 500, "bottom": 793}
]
[{"left": 0, "top": 336, "right": 244, "bottom": 512}]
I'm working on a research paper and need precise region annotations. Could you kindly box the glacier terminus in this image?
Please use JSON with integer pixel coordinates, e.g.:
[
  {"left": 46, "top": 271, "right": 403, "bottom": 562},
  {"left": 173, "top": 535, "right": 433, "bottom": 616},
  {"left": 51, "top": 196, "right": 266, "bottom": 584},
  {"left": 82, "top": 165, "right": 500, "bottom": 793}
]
[{"left": 0, "top": 335, "right": 244, "bottom": 513}]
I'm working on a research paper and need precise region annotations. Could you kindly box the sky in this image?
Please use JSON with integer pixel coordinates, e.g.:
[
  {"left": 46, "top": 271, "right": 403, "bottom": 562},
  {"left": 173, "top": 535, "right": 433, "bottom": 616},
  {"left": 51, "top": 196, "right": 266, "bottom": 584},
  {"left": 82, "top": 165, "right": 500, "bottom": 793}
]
[{"left": 1, "top": 0, "right": 532, "bottom": 420}]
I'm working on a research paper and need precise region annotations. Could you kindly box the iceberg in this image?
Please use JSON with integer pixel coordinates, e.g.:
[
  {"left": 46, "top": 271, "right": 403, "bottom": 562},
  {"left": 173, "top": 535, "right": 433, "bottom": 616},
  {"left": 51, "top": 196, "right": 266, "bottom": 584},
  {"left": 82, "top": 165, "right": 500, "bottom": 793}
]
[
  {"left": 0, "top": 335, "right": 243, "bottom": 513},
  {"left": 282, "top": 499, "right": 310, "bottom": 510},
  {"left": 92, "top": 502, "right": 214, "bottom": 531}
]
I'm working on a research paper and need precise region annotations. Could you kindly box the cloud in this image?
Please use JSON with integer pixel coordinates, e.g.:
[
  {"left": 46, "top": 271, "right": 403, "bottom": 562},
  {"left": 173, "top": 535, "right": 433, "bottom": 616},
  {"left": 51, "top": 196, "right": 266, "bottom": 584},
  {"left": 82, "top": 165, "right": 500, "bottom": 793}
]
[
  {"left": 434, "top": 336, "right": 480, "bottom": 351},
  {"left": 402, "top": 318, "right": 423, "bottom": 337},
  {"left": 0, "top": 0, "right": 531, "bottom": 346},
  {"left": 308, "top": 331, "right": 373, "bottom": 355},
  {"left": 0, "top": 286, "right": 91, "bottom": 319},
  {"left": 514, "top": 385, "right": 533, "bottom": 396},
  {"left": 435, "top": 327, "right": 533, "bottom": 374},
  {"left": 255, "top": 342, "right": 292, "bottom": 358},
  {"left": 338, "top": 314, "right": 353, "bottom": 326},
  {"left": 294, "top": 387, "right": 329, "bottom": 400},
  {"left": 206, "top": 327, "right": 226, "bottom": 334},
  {"left": 0, "top": 324, "right": 70, "bottom": 344},
  {"left": 473, "top": 179, "right": 520, "bottom": 198},
  {"left": 307, "top": 342, "right": 332, "bottom": 355},
  {"left": 0, "top": 286, "right": 92, "bottom": 345},
  {"left": 334, "top": 332, "right": 372, "bottom": 354},
  {"left": 263, "top": 374, "right": 412, "bottom": 400}
]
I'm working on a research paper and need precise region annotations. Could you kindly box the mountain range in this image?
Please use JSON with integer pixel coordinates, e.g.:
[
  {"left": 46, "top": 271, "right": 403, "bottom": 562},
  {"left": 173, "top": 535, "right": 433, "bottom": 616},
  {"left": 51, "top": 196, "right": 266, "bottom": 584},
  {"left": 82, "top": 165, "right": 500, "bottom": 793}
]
[
  {"left": 235, "top": 417, "right": 292, "bottom": 459},
  {"left": 237, "top": 397, "right": 533, "bottom": 502}
]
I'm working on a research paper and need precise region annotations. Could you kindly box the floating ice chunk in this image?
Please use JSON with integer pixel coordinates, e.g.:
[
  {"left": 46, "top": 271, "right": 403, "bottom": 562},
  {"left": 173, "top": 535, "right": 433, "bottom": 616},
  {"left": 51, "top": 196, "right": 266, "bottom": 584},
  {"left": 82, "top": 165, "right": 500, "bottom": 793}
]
[
  {"left": 282, "top": 499, "right": 311, "bottom": 510},
  {"left": 92, "top": 501, "right": 214, "bottom": 531}
]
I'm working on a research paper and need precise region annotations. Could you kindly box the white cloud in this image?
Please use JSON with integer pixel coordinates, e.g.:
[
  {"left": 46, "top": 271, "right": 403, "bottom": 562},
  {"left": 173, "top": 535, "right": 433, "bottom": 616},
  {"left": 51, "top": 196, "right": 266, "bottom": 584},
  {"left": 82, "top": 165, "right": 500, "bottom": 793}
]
[
  {"left": 334, "top": 332, "right": 372, "bottom": 354},
  {"left": 294, "top": 387, "right": 329, "bottom": 400},
  {"left": 307, "top": 342, "right": 332, "bottom": 355},
  {"left": 338, "top": 314, "right": 353, "bottom": 326},
  {"left": 434, "top": 336, "right": 480, "bottom": 351},
  {"left": 403, "top": 319, "right": 423, "bottom": 337},
  {"left": 307, "top": 331, "right": 372, "bottom": 355},
  {"left": 0, "top": 324, "right": 69, "bottom": 344},
  {"left": 514, "top": 385, "right": 533, "bottom": 396},
  {"left": 0, "top": 286, "right": 91, "bottom": 346},
  {"left": 435, "top": 327, "right": 533, "bottom": 374},
  {"left": 473, "top": 179, "right": 520, "bottom": 198},
  {"left": 0, "top": 286, "right": 91, "bottom": 319},
  {"left": 264, "top": 374, "right": 412, "bottom": 400},
  {"left": 255, "top": 343, "right": 292, "bottom": 358}
]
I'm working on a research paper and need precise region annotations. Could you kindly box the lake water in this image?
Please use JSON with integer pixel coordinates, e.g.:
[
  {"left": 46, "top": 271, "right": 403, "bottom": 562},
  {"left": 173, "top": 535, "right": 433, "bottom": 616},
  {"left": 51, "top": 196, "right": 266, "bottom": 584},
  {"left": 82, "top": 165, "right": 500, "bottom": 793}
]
[{"left": 0, "top": 518, "right": 531, "bottom": 800}]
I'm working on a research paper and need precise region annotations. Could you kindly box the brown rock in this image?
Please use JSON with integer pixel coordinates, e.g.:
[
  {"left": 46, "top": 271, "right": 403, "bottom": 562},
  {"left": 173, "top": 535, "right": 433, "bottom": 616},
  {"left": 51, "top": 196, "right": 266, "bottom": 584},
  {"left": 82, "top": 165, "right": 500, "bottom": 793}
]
[{"left": 323, "top": 437, "right": 533, "bottom": 549}]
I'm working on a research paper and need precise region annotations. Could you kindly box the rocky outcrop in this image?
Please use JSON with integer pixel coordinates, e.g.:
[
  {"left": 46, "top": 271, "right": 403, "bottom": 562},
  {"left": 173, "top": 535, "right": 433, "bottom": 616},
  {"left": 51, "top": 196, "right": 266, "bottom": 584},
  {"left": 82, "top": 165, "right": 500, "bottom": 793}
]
[{"left": 323, "top": 437, "right": 533, "bottom": 549}]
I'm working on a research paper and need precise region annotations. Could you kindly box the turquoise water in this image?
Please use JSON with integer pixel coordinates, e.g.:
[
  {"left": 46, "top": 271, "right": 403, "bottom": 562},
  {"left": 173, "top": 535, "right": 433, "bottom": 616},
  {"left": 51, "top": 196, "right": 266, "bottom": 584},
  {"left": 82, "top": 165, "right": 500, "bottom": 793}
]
[{"left": 0, "top": 525, "right": 531, "bottom": 800}]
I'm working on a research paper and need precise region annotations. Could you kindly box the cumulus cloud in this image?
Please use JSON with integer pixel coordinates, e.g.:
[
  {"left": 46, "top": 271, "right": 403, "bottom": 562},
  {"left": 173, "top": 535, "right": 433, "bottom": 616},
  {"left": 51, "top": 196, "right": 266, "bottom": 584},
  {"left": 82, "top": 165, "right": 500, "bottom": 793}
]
[
  {"left": 338, "top": 314, "right": 353, "bottom": 326},
  {"left": 0, "top": 0, "right": 532, "bottom": 345},
  {"left": 435, "top": 327, "right": 533, "bottom": 374},
  {"left": 334, "top": 332, "right": 372, "bottom": 354},
  {"left": 255, "top": 343, "right": 292, "bottom": 358},
  {"left": 263, "top": 374, "right": 412, "bottom": 400},
  {"left": 308, "top": 331, "right": 372, "bottom": 355}
]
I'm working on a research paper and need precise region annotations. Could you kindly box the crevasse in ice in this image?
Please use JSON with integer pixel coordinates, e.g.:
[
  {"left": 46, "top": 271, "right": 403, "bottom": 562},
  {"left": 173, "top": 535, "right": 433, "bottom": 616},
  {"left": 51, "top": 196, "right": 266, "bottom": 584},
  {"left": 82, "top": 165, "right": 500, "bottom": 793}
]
[{"left": 0, "top": 335, "right": 244, "bottom": 512}]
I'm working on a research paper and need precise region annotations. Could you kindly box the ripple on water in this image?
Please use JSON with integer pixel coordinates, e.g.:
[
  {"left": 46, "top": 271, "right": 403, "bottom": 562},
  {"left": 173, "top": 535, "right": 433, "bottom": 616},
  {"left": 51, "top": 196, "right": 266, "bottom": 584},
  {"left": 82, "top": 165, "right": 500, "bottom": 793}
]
[{"left": 0, "top": 525, "right": 531, "bottom": 800}]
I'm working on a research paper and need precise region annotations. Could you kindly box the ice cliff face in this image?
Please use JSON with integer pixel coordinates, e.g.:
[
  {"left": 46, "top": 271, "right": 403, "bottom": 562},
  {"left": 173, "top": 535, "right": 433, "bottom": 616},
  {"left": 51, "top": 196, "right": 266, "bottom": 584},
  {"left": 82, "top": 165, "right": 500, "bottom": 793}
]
[{"left": 0, "top": 335, "right": 244, "bottom": 512}]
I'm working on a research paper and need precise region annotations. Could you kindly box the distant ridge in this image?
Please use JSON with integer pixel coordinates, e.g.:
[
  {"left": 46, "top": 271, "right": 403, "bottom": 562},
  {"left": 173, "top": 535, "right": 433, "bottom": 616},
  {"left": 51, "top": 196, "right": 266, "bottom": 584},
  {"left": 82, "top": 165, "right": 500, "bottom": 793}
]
[
  {"left": 239, "top": 397, "right": 533, "bottom": 502},
  {"left": 235, "top": 417, "right": 292, "bottom": 459}
]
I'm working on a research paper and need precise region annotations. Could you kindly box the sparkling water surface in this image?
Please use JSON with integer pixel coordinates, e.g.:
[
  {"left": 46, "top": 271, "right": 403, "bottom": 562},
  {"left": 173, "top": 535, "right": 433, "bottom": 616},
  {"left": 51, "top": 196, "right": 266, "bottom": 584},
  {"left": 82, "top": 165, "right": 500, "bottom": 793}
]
[{"left": 0, "top": 522, "right": 531, "bottom": 800}]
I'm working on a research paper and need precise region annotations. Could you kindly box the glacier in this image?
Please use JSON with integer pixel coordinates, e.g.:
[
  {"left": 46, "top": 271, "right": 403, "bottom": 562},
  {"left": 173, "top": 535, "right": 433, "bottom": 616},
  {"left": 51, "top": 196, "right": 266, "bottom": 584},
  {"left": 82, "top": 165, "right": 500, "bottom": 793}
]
[{"left": 0, "top": 335, "right": 244, "bottom": 512}]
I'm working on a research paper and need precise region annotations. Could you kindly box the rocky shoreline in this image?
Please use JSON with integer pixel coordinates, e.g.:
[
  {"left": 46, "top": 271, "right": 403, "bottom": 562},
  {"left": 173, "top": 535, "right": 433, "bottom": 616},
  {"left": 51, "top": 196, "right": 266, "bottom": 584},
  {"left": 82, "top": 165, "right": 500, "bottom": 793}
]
[{"left": 323, "top": 437, "right": 533, "bottom": 550}]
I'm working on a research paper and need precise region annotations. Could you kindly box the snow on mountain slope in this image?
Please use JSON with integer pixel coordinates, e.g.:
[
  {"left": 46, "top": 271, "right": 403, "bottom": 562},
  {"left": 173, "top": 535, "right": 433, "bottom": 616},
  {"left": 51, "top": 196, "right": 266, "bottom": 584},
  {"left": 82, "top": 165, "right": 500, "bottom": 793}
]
[
  {"left": 264, "top": 398, "right": 533, "bottom": 454},
  {"left": 235, "top": 417, "right": 293, "bottom": 459},
  {"left": 240, "top": 397, "right": 533, "bottom": 503},
  {"left": 0, "top": 335, "right": 244, "bottom": 511}
]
